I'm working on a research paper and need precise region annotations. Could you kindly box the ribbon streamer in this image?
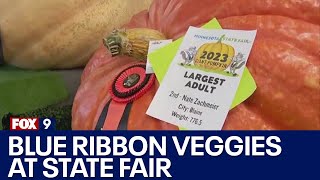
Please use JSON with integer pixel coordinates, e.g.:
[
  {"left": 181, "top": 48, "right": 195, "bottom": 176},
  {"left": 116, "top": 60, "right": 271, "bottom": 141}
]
[{"left": 95, "top": 63, "right": 155, "bottom": 130}]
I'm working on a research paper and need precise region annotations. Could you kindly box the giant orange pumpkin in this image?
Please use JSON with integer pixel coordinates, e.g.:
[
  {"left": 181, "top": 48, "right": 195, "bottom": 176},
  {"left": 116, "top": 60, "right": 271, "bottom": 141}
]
[{"left": 72, "top": 0, "right": 320, "bottom": 130}]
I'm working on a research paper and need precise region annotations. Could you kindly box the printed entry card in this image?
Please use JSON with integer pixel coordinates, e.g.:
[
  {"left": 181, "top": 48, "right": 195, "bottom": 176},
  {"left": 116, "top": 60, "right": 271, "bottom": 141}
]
[{"left": 147, "top": 27, "right": 257, "bottom": 130}]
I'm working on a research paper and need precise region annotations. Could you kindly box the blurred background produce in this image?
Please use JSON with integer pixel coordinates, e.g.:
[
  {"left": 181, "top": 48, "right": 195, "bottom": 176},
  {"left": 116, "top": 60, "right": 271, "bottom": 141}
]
[{"left": 0, "top": 0, "right": 152, "bottom": 69}]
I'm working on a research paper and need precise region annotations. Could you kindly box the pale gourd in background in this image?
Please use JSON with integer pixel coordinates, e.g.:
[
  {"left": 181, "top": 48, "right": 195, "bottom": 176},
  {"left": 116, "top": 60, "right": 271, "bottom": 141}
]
[{"left": 0, "top": 0, "right": 152, "bottom": 69}]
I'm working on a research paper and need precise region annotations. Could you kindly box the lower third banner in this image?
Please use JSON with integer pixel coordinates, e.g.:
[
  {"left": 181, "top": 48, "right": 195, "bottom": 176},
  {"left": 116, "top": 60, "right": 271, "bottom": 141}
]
[{"left": 0, "top": 131, "right": 319, "bottom": 179}]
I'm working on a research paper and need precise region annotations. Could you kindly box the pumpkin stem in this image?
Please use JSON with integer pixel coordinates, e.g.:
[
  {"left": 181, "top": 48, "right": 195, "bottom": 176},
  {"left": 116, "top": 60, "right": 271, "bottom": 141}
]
[
  {"left": 103, "top": 28, "right": 127, "bottom": 57},
  {"left": 218, "top": 34, "right": 226, "bottom": 43}
]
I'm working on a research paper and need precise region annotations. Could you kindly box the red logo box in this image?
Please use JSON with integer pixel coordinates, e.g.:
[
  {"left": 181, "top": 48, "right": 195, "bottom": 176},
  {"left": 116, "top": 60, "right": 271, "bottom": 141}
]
[{"left": 10, "top": 117, "right": 39, "bottom": 130}]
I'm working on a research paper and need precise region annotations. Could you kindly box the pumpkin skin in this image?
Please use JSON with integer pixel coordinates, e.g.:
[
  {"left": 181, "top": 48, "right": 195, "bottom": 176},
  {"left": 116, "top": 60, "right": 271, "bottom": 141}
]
[
  {"left": 0, "top": 0, "right": 152, "bottom": 69},
  {"left": 73, "top": 0, "right": 320, "bottom": 130}
]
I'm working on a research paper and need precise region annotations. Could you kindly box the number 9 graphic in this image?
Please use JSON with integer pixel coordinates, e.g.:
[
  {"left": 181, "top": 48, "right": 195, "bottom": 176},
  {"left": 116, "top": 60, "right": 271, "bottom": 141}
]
[{"left": 43, "top": 118, "right": 52, "bottom": 129}]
